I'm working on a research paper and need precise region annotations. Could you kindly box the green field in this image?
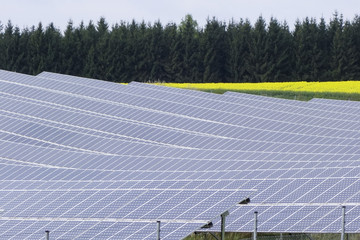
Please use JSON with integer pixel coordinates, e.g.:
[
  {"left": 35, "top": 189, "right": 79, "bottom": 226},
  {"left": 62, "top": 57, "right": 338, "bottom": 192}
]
[{"left": 204, "top": 89, "right": 360, "bottom": 101}]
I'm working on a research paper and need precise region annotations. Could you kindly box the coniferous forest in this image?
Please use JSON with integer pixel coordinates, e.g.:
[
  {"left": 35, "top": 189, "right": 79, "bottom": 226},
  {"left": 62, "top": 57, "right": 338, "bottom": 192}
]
[{"left": 0, "top": 13, "right": 360, "bottom": 83}]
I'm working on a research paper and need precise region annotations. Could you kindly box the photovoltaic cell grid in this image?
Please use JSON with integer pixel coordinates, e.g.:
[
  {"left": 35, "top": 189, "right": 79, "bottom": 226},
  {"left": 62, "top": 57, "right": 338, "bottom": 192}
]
[
  {"left": 2, "top": 73, "right": 360, "bottom": 156},
  {"left": 4, "top": 75, "right": 360, "bottom": 199},
  {"left": 7, "top": 71, "right": 358, "bottom": 140},
  {"left": 0, "top": 69, "right": 359, "bottom": 238},
  {"left": 0, "top": 70, "right": 254, "bottom": 239}
]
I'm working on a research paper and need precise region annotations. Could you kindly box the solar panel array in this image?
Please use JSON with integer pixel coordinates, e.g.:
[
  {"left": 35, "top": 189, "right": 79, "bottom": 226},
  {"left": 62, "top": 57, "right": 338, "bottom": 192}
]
[{"left": 0, "top": 69, "right": 359, "bottom": 239}]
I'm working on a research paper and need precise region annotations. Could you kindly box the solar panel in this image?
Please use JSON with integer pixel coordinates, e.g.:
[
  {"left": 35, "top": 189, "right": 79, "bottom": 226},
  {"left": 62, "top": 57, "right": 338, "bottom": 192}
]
[
  {"left": 39, "top": 72, "right": 360, "bottom": 120},
  {"left": 44, "top": 75, "right": 358, "bottom": 141},
  {"left": 1, "top": 69, "right": 360, "bottom": 238},
  {"left": 0, "top": 150, "right": 252, "bottom": 239},
  {"left": 18, "top": 73, "right": 357, "bottom": 144},
  {"left": 2, "top": 76, "right": 360, "bottom": 156},
  {"left": 19, "top": 73, "right": 357, "bottom": 141}
]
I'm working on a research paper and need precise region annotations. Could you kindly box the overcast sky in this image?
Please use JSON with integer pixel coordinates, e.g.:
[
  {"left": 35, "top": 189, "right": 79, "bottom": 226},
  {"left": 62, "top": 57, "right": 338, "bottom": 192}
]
[{"left": 1, "top": 0, "right": 359, "bottom": 32}]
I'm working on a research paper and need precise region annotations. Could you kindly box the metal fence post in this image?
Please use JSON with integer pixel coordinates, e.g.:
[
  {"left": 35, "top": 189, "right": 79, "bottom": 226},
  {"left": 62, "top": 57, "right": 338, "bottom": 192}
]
[
  {"left": 157, "top": 220, "right": 161, "bottom": 240},
  {"left": 221, "top": 211, "right": 229, "bottom": 240},
  {"left": 341, "top": 206, "right": 346, "bottom": 240},
  {"left": 253, "top": 211, "right": 258, "bottom": 240},
  {"left": 45, "top": 230, "right": 50, "bottom": 240}
]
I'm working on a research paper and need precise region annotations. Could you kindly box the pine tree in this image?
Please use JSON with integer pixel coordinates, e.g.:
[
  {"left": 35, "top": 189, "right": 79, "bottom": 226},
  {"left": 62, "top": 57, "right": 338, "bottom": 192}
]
[
  {"left": 293, "top": 18, "right": 317, "bottom": 81},
  {"left": 2, "top": 21, "right": 16, "bottom": 70},
  {"left": 237, "top": 20, "right": 252, "bottom": 82},
  {"left": 350, "top": 15, "right": 360, "bottom": 79},
  {"left": 10, "top": 26, "right": 23, "bottom": 72},
  {"left": 130, "top": 21, "right": 149, "bottom": 82},
  {"left": 15, "top": 27, "right": 31, "bottom": 73},
  {"left": 28, "top": 22, "right": 45, "bottom": 75},
  {"left": 341, "top": 20, "right": 360, "bottom": 80},
  {"left": 61, "top": 20, "right": 77, "bottom": 75},
  {"left": 314, "top": 18, "right": 331, "bottom": 81},
  {"left": 329, "top": 12, "right": 345, "bottom": 81},
  {"left": 43, "top": 23, "right": 62, "bottom": 73},
  {"left": 172, "top": 14, "right": 201, "bottom": 82},
  {"left": 228, "top": 19, "right": 252, "bottom": 82},
  {"left": 83, "top": 20, "right": 99, "bottom": 78},
  {"left": 95, "top": 17, "right": 111, "bottom": 80},
  {"left": 247, "top": 16, "right": 268, "bottom": 82},
  {"left": 202, "top": 17, "right": 230, "bottom": 82},
  {"left": 162, "top": 22, "right": 178, "bottom": 81},
  {"left": 148, "top": 21, "right": 165, "bottom": 81},
  {"left": 265, "top": 18, "right": 293, "bottom": 82},
  {"left": 106, "top": 22, "right": 127, "bottom": 82}
]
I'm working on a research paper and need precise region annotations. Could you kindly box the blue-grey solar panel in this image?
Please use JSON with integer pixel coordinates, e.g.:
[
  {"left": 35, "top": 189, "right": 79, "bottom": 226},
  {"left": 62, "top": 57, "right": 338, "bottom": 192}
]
[
  {"left": 38, "top": 72, "right": 360, "bottom": 119},
  {"left": 10, "top": 72, "right": 357, "bottom": 151},
  {"left": 2, "top": 78, "right": 360, "bottom": 155},
  {"left": 46, "top": 77, "right": 358, "bottom": 146},
  {"left": 24, "top": 72, "right": 360, "bottom": 134},
  {"left": 13, "top": 76, "right": 356, "bottom": 139},
  {"left": 0, "top": 69, "right": 359, "bottom": 237},
  {"left": 0, "top": 167, "right": 250, "bottom": 239}
]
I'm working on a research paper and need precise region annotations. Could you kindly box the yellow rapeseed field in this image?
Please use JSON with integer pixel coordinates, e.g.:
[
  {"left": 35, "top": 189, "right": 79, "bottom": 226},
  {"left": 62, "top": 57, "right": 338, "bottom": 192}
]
[{"left": 156, "top": 81, "right": 360, "bottom": 94}]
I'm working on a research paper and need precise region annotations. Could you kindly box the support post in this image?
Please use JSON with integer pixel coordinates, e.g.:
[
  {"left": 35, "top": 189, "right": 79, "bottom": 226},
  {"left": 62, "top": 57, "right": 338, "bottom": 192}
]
[
  {"left": 341, "top": 206, "right": 346, "bottom": 240},
  {"left": 45, "top": 230, "right": 50, "bottom": 240},
  {"left": 220, "top": 211, "right": 229, "bottom": 240},
  {"left": 253, "top": 211, "right": 258, "bottom": 240},
  {"left": 157, "top": 220, "right": 161, "bottom": 240},
  {"left": 280, "top": 233, "right": 283, "bottom": 240}
]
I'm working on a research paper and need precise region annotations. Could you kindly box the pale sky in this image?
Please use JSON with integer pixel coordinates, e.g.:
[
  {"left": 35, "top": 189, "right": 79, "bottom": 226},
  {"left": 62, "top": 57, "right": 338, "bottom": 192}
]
[{"left": 1, "top": 0, "right": 359, "bottom": 32}]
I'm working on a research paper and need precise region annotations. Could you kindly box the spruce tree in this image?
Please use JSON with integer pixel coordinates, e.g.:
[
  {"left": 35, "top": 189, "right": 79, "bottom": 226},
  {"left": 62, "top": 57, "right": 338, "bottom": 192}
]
[
  {"left": 265, "top": 18, "right": 293, "bottom": 82},
  {"left": 341, "top": 20, "right": 360, "bottom": 80},
  {"left": 173, "top": 14, "right": 201, "bottom": 82},
  {"left": 61, "top": 21, "right": 77, "bottom": 75},
  {"left": 293, "top": 18, "right": 316, "bottom": 81},
  {"left": 314, "top": 18, "right": 331, "bottom": 81},
  {"left": 43, "top": 23, "right": 62, "bottom": 73},
  {"left": 247, "top": 16, "right": 268, "bottom": 82},
  {"left": 329, "top": 12, "right": 345, "bottom": 81},
  {"left": 162, "top": 22, "right": 178, "bottom": 81},
  {"left": 28, "top": 22, "right": 45, "bottom": 75},
  {"left": 227, "top": 19, "right": 250, "bottom": 82},
  {"left": 350, "top": 15, "right": 360, "bottom": 79},
  {"left": 2, "top": 21, "right": 16, "bottom": 71},
  {"left": 96, "top": 17, "right": 111, "bottom": 80},
  {"left": 202, "top": 17, "right": 230, "bottom": 82}
]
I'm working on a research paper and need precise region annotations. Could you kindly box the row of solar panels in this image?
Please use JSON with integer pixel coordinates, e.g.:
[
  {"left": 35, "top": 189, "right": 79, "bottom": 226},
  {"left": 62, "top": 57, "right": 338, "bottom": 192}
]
[{"left": 0, "top": 70, "right": 359, "bottom": 239}]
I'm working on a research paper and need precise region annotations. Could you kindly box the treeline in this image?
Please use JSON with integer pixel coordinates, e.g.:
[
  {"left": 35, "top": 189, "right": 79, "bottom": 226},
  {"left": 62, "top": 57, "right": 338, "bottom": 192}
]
[{"left": 0, "top": 13, "right": 360, "bottom": 82}]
